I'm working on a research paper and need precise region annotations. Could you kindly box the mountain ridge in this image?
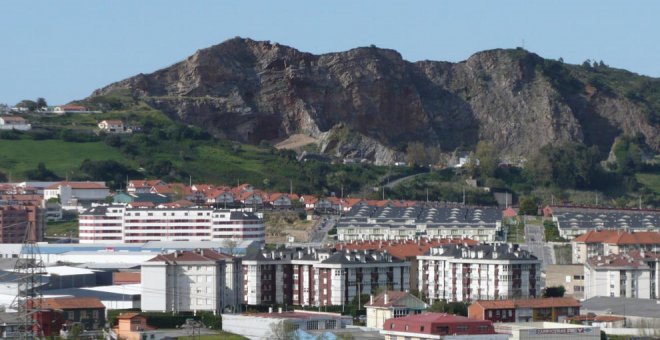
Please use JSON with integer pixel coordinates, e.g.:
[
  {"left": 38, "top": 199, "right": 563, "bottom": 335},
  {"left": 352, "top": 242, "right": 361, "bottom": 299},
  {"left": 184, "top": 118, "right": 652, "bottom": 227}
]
[{"left": 88, "top": 37, "right": 659, "bottom": 164}]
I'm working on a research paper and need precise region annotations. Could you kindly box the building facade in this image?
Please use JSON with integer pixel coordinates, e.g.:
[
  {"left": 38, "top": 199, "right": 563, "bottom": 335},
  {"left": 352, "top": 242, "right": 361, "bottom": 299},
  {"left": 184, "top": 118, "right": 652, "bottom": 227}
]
[
  {"left": 418, "top": 244, "right": 541, "bottom": 303},
  {"left": 468, "top": 298, "right": 581, "bottom": 323},
  {"left": 79, "top": 206, "right": 265, "bottom": 244},
  {"left": 571, "top": 230, "right": 660, "bottom": 264},
  {"left": 365, "top": 291, "right": 428, "bottom": 329},
  {"left": 544, "top": 265, "right": 585, "bottom": 300},
  {"left": 0, "top": 203, "right": 43, "bottom": 242},
  {"left": 583, "top": 251, "right": 658, "bottom": 299},
  {"left": 381, "top": 313, "right": 507, "bottom": 340},
  {"left": 141, "top": 249, "right": 228, "bottom": 314},
  {"left": 241, "top": 248, "right": 410, "bottom": 307},
  {"left": 338, "top": 204, "right": 502, "bottom": 242}
]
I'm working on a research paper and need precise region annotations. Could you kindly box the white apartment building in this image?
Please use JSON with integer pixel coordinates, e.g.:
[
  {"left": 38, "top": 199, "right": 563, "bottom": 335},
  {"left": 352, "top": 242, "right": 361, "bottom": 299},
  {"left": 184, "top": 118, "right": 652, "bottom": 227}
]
[
  {"left": 79, "top": 206, "right": 265, "bottom": 244},
  {"left": 418, "top": 244, "right": 541, "bottom": 303},
  {"left": 241, "top": 248, "right": 410, "bottom": 307},
  {"left": 584, "top": 251, "right": 658, "bottom": 299},
  {"left": 141, "top": 249, "right": 228, "bottom": 314}
]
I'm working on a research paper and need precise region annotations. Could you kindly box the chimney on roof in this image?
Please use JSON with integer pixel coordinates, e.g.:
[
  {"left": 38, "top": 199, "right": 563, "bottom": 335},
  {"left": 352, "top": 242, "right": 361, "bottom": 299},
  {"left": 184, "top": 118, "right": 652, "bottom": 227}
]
[
  {"left": 278, "top": 307, "right": 283, "bottom": 313},
  {"left": 370, "top": 295, "right": 374, "bottom": 305},
  {"left": 384, "top": 292, "right": 389, "bottom": 305},
  {"left": 268, "top": 307, "right": 273, "bottom": 314}
]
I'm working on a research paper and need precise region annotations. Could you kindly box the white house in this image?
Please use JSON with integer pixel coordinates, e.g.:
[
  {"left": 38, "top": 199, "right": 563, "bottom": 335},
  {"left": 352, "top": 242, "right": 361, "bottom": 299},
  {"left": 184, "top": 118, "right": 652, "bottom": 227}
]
[
  {"left": 365, "top": 290, "right": 428, "bottom": 329},
  {"left": 0, "top": 116, "right": 31, "bottom": 131},
  {"left": 43, "top": 181, "right": 110, "bottom": 209},
  {"left": 584, "top": 252, "right": 654, "bottom": 299},
  {"left": 98, "top": 120, "right": 127, "bottom": 133}
]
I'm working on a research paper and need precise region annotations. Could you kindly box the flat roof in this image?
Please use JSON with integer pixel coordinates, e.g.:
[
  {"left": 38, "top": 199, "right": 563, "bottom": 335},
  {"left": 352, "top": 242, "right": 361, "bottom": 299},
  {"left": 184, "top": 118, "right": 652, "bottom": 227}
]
[{"left": 581, "top": 297, "right": 660, "bottom": 318}]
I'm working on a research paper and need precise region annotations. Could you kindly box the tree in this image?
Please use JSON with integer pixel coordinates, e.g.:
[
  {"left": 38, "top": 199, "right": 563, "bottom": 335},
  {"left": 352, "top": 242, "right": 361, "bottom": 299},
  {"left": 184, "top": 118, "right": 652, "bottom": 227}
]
[
  {"left": 15, "top": 99, "right": 38, "bottom": 111},
  {"left": 519, "top": 196, "right": 538, "bottom": 216},
  {"left": 0, "top": 171, "right": 6, "bottom": 182},
  {"left": 223, "top": 238, "right": 239, "bottom": 256},
  {"left": 543, "top": 286, "right": 566, "bottom": 298},
  {"left": 36, "top": 97, "right": 47, "bottom": 109},
  {"left": 405, "top": 142, "right": 428, "bottom": 167},
  {"left": 474, "top": 141, "right": 498, "bottom": 178},
  {"left": 268, "top": 320, "right": 296, "bottom": 340},
  {"left": 23, "top": 162, "right": 60, "bottom": 181},
  {"left": 428, "top": 300, "right": 469, "bottom": 316}
]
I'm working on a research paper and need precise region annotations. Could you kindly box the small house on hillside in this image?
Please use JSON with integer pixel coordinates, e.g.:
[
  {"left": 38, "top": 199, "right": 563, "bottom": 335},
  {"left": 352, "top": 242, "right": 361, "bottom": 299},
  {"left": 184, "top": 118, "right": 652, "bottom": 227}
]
[
  {"left": 0, "top": 116, "right": 31, "bottom": 131},
  {"left": 98, "top": 120, "right": 128, "bottom": 133}
]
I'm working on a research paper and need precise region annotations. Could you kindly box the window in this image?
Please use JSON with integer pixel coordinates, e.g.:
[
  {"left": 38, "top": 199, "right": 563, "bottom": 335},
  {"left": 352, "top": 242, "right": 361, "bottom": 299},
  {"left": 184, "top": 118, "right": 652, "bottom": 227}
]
[
  {"left": 390, "top": 323, "right": 395, "bottom": 329},
  {"left": 420, "top": 326, "right": 425, "bottom": 331},
  {"left": 67, "top": 311, "right": 74, "bottom": 320},
  {"left": 457, "top": 325, "right": 469, "bottom": 332},
  {"left": 92, "top": 310, "right": 99, "bottom": 319},
  {"left": 325, "top": 320, "right": 336, "bottom": 329},
  {"left": 307, "top": 321, "right": 319, "bottom": 330},
  {"left": 487, "top": 310, "right": 492, "bottom": 318},
  {"left": 405, "top": 325, "right": 409, "bottom": 331}
]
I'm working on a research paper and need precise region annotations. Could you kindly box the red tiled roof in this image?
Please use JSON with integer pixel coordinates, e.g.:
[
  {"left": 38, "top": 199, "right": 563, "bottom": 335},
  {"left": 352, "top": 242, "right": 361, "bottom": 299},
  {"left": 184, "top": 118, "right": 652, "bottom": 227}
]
[
  {"left": 41, "top": 297, "right": 105, "bottom": 310},
  {"left": 101, "top": 120, "right": 123, "bottom": 125},
  {"left": 46, "top": 181, "right": 108, "bottom": 190},
  {"left": 573, "top": 230, "right": 660, "bottom": 245},
  {"left": 365, "top": 291, "right": 415, "bottom": 307},
  {"left": 473, "top": 297, "right": 580, "bottom": 309},
  {"left": 113, "top": 272, "right": 141, "bottom": 284},
  {"left": 116, "top": 312, "right": 142, "bottom": 320},
  {"left": 1, "top": 116, "right": 26, "bottom": 122},
  {"left": 129, "top": 179, "right": 164, "bottom": 188},
  {"left": 587, "top": 252, "right": 655, "bottom": 269},
  {"left": 127, "top": 201, "right": 155, "bottom": 208},
  {"left": 503, "top": 207, "right": 518, "bottom": 218},
  {"left": 147, "top": 249, "right": 232, "bottom": 263}
]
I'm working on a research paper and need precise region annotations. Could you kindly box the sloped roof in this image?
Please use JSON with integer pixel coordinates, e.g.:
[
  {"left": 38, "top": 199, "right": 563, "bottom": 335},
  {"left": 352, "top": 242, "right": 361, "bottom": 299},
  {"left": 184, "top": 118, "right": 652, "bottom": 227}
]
[
  {"left": 473, "top": 297, "right": 580, "bottom": 309},
  {"left": 147, "top": 249, "right": 232, "bottom": 263},
  {"left": 41, "top": 297, "right": 105, "bottom": 310},
  {"left": 365, "top": 290, "right": 425, "bottom": 308},
  {"left": 573, "top": 230, "right": 660, "bottom": 245},
  {"left": 46, "top": 181, "right": 108, "bottom": 190}
]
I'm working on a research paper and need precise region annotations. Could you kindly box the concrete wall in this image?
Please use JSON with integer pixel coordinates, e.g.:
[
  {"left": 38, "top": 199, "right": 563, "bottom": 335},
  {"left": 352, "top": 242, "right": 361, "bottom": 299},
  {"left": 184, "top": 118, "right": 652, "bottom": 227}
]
[{"left": 141, "top": 265, "right": 167, "bottom": 312}]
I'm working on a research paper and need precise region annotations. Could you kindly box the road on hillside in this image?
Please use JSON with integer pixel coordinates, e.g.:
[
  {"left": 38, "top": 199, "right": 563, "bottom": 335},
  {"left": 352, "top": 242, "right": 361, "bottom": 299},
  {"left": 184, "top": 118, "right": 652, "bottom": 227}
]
[
  {"left": 384, "top": 172, "right": 429, "bottom": 189},
  {"left": 522, "top": 218, "right": 554, "bottom": 268},
  {"left": 309, "top": 215, "right": 338, "bottom": 243}
]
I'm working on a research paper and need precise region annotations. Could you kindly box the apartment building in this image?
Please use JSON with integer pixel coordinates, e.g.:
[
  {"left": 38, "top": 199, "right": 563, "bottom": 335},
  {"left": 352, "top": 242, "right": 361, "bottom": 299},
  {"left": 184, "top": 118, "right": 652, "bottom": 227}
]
[
  {"left": 141, "top": 249, "right": 230, "bottom": 314},
  {"left": 544, "top": 265, "right": 585, "bottom": 300},
  {"left": 337, "top": 204, "right": 502, "bottom": 242},
  {"left": 79, "top": 205, "right": 265, "bottom": 244},
  {"left": 0, "top": 203, "right": 43, "bottom": 242},
  {"left": 241, "top": 247, "right": 410, "bottom": 307},
  {"left": 584, "top": 251, "right": 660, "bottom": 299},
  {"left": 571, "top": 230, "right": 660, "bottom": 264},
  {"left": 418, "top": 244, "right": 541, "bottom": 303}
]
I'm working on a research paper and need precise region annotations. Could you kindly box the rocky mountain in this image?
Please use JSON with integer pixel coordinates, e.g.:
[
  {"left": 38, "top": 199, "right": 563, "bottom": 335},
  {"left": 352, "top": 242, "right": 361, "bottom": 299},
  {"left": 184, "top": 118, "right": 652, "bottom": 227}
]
[{"left": 89, "top": 38, "right": 659, "bottom": 165}]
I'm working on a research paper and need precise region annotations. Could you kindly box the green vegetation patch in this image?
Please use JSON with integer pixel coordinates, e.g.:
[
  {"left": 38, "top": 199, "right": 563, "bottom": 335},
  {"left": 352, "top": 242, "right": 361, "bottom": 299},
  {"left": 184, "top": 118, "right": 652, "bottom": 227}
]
[
  {"left": 0, "top": 139, "right": 132, "bottom": 179},
  {"left": 46, "top": 220, "right": 79, "bottom": 238},
  {"left": 636, "top": 173, "right": 660, "bottom": 194}
]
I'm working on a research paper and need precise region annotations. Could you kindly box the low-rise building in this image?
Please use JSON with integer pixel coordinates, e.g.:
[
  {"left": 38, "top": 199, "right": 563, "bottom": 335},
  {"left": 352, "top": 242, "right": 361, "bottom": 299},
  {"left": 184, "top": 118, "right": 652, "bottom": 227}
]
[
  {"left": 468, "top": 298, "right": 581, "bottom": 323},
  {"left": 141, "top": 249, "right": 229, "bottom": 314},
  {"left": 222, "top": 310, "right": 350, "bottom": 340},
  {"left": 381, "top": 312, "right": 507, "bottom": 340},
  {"left": 418, "top": 244, "right": 541, "bottom": 302},
  {"left": 44, "top": 181, "right": 110, "bottom": 210},
  {"left": 583, "top": 251, "right": 659, "bottom": 299},
  {"left": 39, "top": 297, "right": 106, "bottom": 331},
  {"left": 494, "top": 322, "right": 600, "bottom": 340},
  {"left": 112, "top": 312, "right": 156, "bottom": 340},
  {"left": 365, "top": 290, "right": 428, "bottom": 329},
  {"left": 242, "top": 247, "right": 410, "bottom": 307},
  {"left": 581, "top": 296, "right": 660, "bottom": 329},
  {"left": 548, "top": 206, "right": 659, "bottom": 239},
  {"left": 98, "top": 119, "right": 126, "bottom": 133},
  {"left": 0, "top": 115, "right": 31, "bottom": 130},
  {"left": 544, "top": 265, "right": 585, "bottom": 300}
]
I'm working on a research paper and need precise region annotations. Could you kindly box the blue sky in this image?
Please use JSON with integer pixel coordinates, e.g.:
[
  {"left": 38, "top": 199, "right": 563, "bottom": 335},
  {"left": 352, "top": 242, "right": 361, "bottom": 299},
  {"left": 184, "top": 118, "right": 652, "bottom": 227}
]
[{"left": 2, "top": 0, "right": 659, "bottom": 105}]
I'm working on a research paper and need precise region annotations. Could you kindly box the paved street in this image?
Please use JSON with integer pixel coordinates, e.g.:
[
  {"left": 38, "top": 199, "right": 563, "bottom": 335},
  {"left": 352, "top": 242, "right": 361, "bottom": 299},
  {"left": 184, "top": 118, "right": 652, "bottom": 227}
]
[
  {"left": 522, "top": 218, "right": 554, "bottom": 267},
  {"left": 309, "top": 215, "right": 338, "bottom": 243}
]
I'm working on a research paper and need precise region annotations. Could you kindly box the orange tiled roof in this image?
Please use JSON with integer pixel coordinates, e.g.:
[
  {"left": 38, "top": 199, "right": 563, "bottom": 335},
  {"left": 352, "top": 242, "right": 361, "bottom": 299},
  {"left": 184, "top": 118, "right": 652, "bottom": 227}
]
[
  {"left": 41, "top": 297, "right": 105, "bottom": 310},
  {"left": 365, "top": 290, "right": 414, "bottom": 307},
  {"left": 573, "top": 230, "right": 660, "bottom": 245},
  {"left": 116, "top": 312, "right": 142, "bottom": 320},
  {"left": 46, "top": 181, "right": 107, "bottom": 190},
  {"left": 474, "top": 297, "right": 580, "bottom": 309}
]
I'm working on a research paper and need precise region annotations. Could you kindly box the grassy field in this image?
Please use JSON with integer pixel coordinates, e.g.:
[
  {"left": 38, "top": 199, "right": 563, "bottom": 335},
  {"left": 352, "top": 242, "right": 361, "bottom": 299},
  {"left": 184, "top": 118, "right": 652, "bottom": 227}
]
[
  {"left": 505, "top": 219, "right": 525, "bottom": 243},
  {"left": 0, "top": 139, "right": 132, "bottom": 179},
  {"left": 178, "top": 333, "right": 246, "bottom": 340},
  {"left": 46, "top": 220, "right": 79, "bottom": 237},
  {"left": 636, "top": 172, "right": 660, "bottom": 194}
]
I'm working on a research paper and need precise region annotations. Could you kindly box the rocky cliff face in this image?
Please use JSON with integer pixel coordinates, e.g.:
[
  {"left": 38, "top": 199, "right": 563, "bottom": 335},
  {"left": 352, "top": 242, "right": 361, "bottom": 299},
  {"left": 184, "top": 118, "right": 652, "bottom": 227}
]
[{"left": 91, "top": 38, "right": 659, "bottom": 164}]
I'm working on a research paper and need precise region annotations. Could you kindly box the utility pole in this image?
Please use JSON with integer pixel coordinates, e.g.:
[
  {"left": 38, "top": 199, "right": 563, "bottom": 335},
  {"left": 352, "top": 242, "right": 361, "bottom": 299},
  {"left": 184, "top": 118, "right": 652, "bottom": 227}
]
[
  {"left": 462, "top": 188, "right": 466, "bottom": 205},
  {"left": 382, "top": 186, "right": 385, "bottom": 201}
]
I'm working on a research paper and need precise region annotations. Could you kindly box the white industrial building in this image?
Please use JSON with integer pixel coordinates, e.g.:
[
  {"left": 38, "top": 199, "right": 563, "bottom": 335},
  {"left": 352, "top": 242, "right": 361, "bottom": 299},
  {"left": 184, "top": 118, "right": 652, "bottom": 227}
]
[
  {"left": 222, "top": 310, "right": 350, "bottom": 340},
  {"left": 418, "top": 243, "right": 542, "bottom": 303},
  {"left": 79, "top": 205, "right": 265, "bottom": 244}
]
